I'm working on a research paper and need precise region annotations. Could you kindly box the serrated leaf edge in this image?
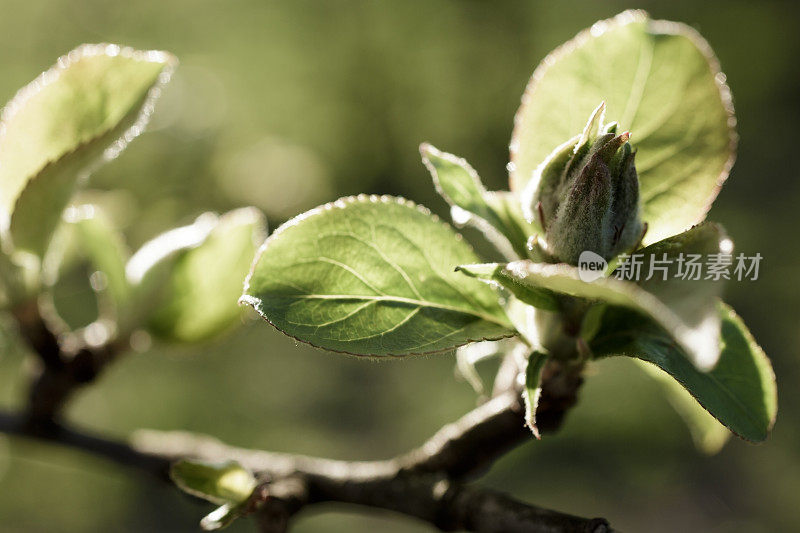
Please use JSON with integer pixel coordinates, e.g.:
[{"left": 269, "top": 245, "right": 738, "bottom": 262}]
[{"left": 239, "top": 194, "right": 518, "bottom": 358}]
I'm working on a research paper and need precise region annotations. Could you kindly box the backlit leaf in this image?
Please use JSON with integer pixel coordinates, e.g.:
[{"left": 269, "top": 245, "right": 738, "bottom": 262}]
[
  {"left": 420, "top": 143, "right": 534, "bottom": 258},
  {"left": 510, "top": 10, "right": 735, "bottom": 244},
  {"left": 242, "top": 195, "right": 515, "bottom": 356},
  {"left": 0, "top": 44, "right": 175, "bottom": 258},
  {"left": 146, "top": 208, "right": 265, "bottom": 343}
]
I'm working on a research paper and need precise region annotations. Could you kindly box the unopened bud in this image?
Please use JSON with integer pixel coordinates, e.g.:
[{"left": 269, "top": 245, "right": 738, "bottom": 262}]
[{"left": 522, "top": 102, "right": 644, "bottom": 265}]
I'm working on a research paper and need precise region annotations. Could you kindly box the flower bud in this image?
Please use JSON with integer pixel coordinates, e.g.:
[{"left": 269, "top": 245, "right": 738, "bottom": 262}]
[{"left": 522, "top": 103, "right": 644, "bottom": 265}]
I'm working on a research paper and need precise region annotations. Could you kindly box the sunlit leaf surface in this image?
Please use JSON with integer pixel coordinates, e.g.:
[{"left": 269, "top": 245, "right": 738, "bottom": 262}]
[
  {"left": 458, "top": 223, "right": 729, "bottom": 369},
  {"left": 0, "top": 44, "right": 175, "bottom": 258},
  {"left": 144, "top": 208, "right": 265, "bottom": 343},
  {"left": 170, "top": 459, "right": 256, "bottom": 506},
  {"left": 510, "top": 10, "right": 735, "bottom": 244},
  {"left": 421, "top": 143, "right": 534, "bottom": 259},
  {"left": 242, "top": 195, "right": 515, "bottom": 356}
]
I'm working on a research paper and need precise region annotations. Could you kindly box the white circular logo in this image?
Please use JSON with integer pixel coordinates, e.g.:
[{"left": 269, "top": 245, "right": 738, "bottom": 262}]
[{"left": 578, "top": 250, "right": 607, "bottom": 282}]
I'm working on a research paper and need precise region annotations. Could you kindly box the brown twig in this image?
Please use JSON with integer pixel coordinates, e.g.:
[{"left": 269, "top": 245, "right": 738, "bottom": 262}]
[
  {"left": 11, "top": 299, "right": 125, "bottom": 430},
  {"left": 1, "top": 300, "right": 605, "bottom": 532},
  {"left": 0, "top": 383, "right": 606, "bottom": 532}
]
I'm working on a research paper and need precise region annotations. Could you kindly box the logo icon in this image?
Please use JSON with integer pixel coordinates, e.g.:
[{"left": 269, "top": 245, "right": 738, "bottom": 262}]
[{"left": 578, "top": 250, "right": 607, "bottom": 282}]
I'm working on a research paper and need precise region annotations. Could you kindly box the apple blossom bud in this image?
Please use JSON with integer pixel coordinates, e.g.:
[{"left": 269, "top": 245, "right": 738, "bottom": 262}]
[{"left": 522, "top": 103, "right": 644, "bottom": 265}]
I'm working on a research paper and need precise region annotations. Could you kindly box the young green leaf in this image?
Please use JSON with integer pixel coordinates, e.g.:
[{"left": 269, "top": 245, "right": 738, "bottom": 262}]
[
  {"left": 483, "top": 191, "right": 541, "bottom": 259},
  {"left": 509, "top": 10, "right": 735, "bottom": 245},
  {"left": 126, "top": 214, "right": 219, "bottom": 286},
  {"left": 170, "top": 459, "right": 256, "bottom": 530},
  {"left": 456, "top": 262, "right": 559, "bottom": 312},
  {"left": 459, "top": 222, "right": 730, "bottom": 369},
  {"left": 145, "top": 208, "right": 266, "bottom": 343},
  {"left": 0, "top": 44, "right": 176, "bottom": 259},
  {"left": 590, "top": 303, "right": 777, "bottom": 443},
  {"left": 631, "top": 222, "right": 730, "bottom": 364},
  {"left": 116, "top": 212, "right": 213, "bottom": 332},
  {"left": 170, "top": 459, "right": 257, "bottom": 506},
  {"left": 420, "top": 144, "right": 535, "bottom": 258},
  {"left": 523, "top": 351, "right": 548, "bottom": 438},
  {"left": 458, "top": 262, "right": 713, "bottom": 369},
  {"left": 502, "top": 296, "right": 540, "bottom": 348},
  {"left": 60, "top": 205, "right": 131, "bottom": 317},
  {"left": 241, "top": 195, "right": 515, "bottom": 356}
]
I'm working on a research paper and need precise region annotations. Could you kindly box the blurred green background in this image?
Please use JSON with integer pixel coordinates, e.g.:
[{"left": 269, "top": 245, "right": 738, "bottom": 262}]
[{"left": 1, "top": 1, "right": 798, "bottom": 531}]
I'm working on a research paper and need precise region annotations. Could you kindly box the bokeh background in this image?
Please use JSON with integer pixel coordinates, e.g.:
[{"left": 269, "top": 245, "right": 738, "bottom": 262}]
[{"left": 1, "top": 1, "right": 798, "bottom": 531}]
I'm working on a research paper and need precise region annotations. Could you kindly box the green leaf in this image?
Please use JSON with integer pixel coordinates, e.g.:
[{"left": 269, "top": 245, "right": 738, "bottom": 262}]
[
  {"left": 460, "top": 222, "right": 731, "bottom": 369},
  {"left": 64, "top": 205, "right": 131, "bottom": 316},
  {"left": 591, "top": 302, "right": 777, "bottom": 442},
  {"left": 126, "top": 214, "right": 218, "bottom": 286},
  {"left": 503, "top": 295, "right": 540, "bottom": 347},
  {"left": 456, "top": 263, "right": 559, "bottom": 312},
  {"left": 509, "top": 10, "right": 735, "bottom": 245},
  {"left": 457, "top": 256, "right": 719, "bottom": 369},
  {"left": 628, "top": 222, "right": 730, "bottom": 368},
  {"left": 146, "top": 208, "right": 266, "bottom": 343},
  {"left": 0, "top": 44, "right": 176, "bottom": 258},
  {"left": 120, "top": 212, "right": 217, "bottom": 332},
  {"left": 484, "top": 191, "right": 539, "bottom": 255},
  {"left": 420, "top": 144, "right": 535, "bottom": 258},
  {"left": 632, "top": 358, "right": 730, "bottom": 454},
  {"left": 241, "top": 195, "right": 515, "bottom": 356},
  {"left": 170, "top": 459, "right": 256, "bottom": 506},
  {"left": 523, "top": 350, "right": 548, "bottom": 438}
]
